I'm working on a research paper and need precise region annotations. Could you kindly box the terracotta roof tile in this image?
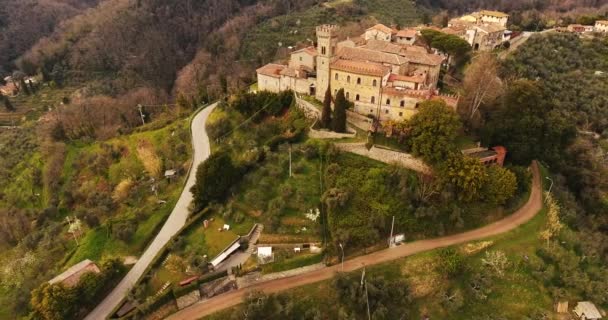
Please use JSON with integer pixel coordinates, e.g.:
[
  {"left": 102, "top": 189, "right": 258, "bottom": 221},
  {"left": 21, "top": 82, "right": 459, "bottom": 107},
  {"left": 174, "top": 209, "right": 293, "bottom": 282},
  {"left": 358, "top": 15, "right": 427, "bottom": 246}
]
[
  {"left": 331, "top": 59, "right": 390, "bottom": 77},
  {"left": 480, "top": 10, "right": 509, "bottom": 18},
  {"left": 367, "top": 24, "right": 393, "bottom": 34},
  {"left": 396, "top": 29, "right": 417, "bottom": 38},
  {"left": 337, "top": 46, "right": 408, "bottom": 66},
  {"left": 256, "top": 63, "right": 287, "bottom": 78},
  {"left": 292, "top": 46, "right": 318, "bottom": 57},
  {"left": 388, "top": 73, "right": 426, "bottom": 84}
]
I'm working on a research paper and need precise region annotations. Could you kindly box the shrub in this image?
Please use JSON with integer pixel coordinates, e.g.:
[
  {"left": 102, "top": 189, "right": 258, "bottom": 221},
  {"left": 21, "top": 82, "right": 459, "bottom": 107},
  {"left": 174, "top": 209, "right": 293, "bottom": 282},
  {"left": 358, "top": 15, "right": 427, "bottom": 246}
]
[
  {"left": 437, "top": 248, "right": 465, "bottom": 277},
  {"left": 190, "top": 150, "right": 243, "bottom": 211}
]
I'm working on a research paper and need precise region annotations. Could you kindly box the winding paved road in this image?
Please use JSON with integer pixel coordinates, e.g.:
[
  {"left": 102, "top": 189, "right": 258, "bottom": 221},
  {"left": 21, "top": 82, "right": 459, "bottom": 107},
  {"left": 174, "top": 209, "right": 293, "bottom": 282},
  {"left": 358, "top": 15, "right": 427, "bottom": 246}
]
[
  {"left": 167, "top": 162, "right": 543, "bottom": 320},
  {"left": 85, "top": 103, "right": 218, "bottom": 320}
]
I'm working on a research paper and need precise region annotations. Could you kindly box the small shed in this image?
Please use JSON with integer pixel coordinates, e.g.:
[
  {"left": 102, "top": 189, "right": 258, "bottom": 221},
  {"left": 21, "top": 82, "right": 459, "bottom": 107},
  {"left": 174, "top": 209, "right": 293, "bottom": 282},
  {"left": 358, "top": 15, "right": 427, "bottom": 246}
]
[
  {"left": 574, "top": 301, "right": 603, "bottom": 320},
  {"left": 257, "top": 246, "right": 274, "bottom": 264},
  {"left": 164, "top": 169, "right": 177, "bottom": 179},
  {"left": 49, "top": 259, "right": 101, "bottom": 288},
  {"left": 210, "top": 241, "right": 241, "bottom": 268}
]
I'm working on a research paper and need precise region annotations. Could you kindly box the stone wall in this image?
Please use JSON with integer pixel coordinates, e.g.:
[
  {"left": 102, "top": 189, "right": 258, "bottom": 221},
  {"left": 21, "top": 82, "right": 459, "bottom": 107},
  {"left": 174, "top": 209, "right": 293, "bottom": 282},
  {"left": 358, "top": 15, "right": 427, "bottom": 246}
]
[
  {"left": 309, "top": 123, "right": 357, "bottom": 139},
  {"left": 176, "top": 290, "right": 200, "bottom": 310},
  {"left": 336, "top": 142, "right": 432, "bottom": 174}
]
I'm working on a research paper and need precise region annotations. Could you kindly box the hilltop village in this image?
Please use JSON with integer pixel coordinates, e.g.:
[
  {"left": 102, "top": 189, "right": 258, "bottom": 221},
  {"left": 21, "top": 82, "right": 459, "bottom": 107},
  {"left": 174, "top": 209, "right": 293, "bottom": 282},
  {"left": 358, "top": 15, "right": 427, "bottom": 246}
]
[{"left": 256, "top": 23, "right": 456, "bottom": 122}]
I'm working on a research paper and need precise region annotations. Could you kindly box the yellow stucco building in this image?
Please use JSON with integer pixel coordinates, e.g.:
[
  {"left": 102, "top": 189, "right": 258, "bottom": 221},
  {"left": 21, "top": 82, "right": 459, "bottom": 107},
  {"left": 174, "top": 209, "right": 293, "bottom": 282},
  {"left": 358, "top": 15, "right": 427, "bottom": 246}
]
[{"left": 257, "top": 24, "right": 457, "bottom": 122}]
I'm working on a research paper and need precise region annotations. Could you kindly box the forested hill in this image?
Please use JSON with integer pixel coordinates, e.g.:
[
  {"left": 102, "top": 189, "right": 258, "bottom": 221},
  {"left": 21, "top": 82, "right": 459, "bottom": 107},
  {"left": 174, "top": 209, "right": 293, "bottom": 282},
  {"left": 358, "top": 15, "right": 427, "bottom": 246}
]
[
  {"left": 15, "top": 0, "right": 322, "bottom": 95},
  {"left": 0, "top": 0, "right": 101, "bottom": 74}
]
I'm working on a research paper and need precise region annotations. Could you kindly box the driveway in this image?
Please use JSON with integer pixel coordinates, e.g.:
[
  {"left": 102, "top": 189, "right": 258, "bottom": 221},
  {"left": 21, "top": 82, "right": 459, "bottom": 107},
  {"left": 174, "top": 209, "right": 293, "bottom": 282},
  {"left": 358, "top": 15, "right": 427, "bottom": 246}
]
[
  {"left": 85, "top": 103, "right": 218, "bottom": 320},
  {"left": 167, "top": 162, "right": 543, "bottom": 320}
]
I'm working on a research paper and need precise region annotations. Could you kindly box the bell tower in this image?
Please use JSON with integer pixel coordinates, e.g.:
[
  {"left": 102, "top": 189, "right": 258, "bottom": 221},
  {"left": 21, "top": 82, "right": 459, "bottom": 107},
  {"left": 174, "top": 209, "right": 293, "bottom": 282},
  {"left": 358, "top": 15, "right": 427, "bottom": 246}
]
[{"left": 315, "top": 24, "right": 338, "bottom": 101}]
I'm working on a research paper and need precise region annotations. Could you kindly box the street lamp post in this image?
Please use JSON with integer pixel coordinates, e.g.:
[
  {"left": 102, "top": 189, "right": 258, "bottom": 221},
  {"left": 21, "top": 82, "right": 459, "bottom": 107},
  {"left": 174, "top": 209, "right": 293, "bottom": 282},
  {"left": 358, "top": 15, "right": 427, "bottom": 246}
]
[{"left": 339, "top": 243, "right": 345, "bottom": 272}]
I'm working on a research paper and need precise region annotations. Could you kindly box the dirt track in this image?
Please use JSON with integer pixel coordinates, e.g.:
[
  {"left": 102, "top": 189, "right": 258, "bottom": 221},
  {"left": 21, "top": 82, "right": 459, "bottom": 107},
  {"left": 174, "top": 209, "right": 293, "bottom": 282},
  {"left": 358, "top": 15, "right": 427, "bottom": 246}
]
[{"left": 167, "top": 162, "right": 543, "bottom": 320}]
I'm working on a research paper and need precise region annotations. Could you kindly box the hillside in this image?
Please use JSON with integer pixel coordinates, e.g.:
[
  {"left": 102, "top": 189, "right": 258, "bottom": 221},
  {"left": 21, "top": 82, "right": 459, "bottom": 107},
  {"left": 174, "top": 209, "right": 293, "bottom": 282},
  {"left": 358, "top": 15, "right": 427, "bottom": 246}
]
[
  {"left": 0, "top": 0, "right": 100, "bottom": 74},
  {"left": 1, "top": 1, "right": 608, "bottom": 319}
]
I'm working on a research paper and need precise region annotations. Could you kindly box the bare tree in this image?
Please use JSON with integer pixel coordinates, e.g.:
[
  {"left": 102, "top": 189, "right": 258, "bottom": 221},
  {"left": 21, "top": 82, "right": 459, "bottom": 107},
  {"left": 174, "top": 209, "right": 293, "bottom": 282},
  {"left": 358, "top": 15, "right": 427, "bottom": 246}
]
[{"left": 460, "top": 53, "right": 503, "bottom": 126}]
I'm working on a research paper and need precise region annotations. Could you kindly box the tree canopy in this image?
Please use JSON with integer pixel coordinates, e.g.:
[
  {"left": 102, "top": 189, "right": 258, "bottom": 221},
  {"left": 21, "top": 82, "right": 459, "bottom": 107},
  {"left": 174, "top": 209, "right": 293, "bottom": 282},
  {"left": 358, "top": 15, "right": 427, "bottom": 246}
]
[
  {"left": 482, "top": 79, "right": 576, "bottom": 165},
  {"left": 420, "top": 29, "right": 471, "bottom": 66},
  {"left": 407, "top": 99, "right": 462, "bottom": 164},
  {"left": 190, "top": 150, "right": 242, "bottom": 211}
]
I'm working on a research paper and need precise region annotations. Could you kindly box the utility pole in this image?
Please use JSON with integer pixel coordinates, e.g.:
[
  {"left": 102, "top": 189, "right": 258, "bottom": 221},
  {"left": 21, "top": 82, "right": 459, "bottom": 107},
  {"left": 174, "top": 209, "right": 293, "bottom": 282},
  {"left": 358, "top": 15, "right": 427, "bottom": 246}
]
[
  {"left": 137, "top": 104, "right": 145, "bottom": 125},
  {"left": 361, "top": 268, "right": 371, "bottom": 320},
  {"left": 389, "top": 215, "right": 395, "bottom": 247}
]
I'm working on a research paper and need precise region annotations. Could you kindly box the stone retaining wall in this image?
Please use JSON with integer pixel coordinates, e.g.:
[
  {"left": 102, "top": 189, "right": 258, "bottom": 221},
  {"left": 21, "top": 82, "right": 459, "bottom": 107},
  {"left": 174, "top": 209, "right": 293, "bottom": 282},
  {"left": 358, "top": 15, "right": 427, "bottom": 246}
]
[
  {"left": 336, "top": 142, "right": 432, "bottom": 174},
  {"left": 309, "top": 123, "right": 357, "bottom": 139}
]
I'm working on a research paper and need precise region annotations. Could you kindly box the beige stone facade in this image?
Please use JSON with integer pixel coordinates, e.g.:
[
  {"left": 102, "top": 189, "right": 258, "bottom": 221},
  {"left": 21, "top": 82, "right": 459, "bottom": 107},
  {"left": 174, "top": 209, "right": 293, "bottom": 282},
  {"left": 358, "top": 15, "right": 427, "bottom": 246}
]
[
  {"left": 595, "top": 20, "right": 608, "bottom": 33},
  {"left": 257, "top": 24, "right": 457, "bottom": 122},
  {"left": 447, "top": 10, "right": 509, "bottom": 51}
]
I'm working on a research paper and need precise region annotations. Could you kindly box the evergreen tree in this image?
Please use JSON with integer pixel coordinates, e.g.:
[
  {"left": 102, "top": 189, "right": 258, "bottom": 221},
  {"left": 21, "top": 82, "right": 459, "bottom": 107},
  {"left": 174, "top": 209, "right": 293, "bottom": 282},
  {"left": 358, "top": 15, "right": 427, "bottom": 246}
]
[
  {"left": 321, "top": 86, "right": 332, "bottom": 129},
  {"left": 332, "top": 89, "right": 347, "bottom": 133}
]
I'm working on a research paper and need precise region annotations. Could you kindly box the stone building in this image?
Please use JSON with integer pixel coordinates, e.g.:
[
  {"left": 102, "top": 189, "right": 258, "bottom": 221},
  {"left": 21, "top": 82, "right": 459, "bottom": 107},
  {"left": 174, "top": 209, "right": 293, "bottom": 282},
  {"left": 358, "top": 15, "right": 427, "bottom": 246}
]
[
  {"left": 257, "top": 24, "right": 456, "bottom": 122},
  {"left": 462, "top": 146, "right": 507, "bottom": 167},
  {"left": 48, "top": 259, "right": 101, "bottom": 288},
  {"left": 594, "top": 20, "right": 608, "bottom": 33},
  {"left": 446, "top": 10, "right": 509, "bottom": 51}
]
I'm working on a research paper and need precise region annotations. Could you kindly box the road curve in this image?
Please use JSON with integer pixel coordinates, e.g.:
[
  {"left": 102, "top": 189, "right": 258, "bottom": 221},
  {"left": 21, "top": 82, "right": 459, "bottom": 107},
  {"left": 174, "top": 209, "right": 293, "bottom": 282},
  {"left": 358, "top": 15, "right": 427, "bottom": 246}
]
[
  {"left": 168, "top": 162, "right": 543, "bottom": 320},
  {"left": 85, "top": 103, "right": 218, "bottom": 320}
]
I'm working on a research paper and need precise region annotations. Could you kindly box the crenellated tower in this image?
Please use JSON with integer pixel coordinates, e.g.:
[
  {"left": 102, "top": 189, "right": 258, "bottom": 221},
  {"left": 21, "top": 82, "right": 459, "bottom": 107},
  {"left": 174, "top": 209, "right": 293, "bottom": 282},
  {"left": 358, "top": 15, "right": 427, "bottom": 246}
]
[{"left": 315, "top": 24, "right": 338, "bottom": 101}]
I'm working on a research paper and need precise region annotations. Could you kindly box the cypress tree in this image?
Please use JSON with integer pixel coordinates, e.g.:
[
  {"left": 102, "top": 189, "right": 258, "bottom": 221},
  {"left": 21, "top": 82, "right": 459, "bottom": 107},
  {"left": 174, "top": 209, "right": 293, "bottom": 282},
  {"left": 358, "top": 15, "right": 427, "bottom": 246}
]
[
  {"left": 332, "top": 89, "right": 347, "bottom": 133},
  {"left": 321, "top": 86, "right": 332, "bottom": 129}
]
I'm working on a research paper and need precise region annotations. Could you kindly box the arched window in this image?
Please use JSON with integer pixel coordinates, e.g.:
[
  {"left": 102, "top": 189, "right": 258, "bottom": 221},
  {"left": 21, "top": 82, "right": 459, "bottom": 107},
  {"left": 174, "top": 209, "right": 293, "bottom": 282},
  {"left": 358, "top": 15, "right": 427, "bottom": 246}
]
[
  {"left": 355, "top": 94, "right": 360, "bottom": 101},
  {"left": 335, "top": 73, "right": 338, "bottom": 80},
  {"left": 386, "top": 99, "right": 391, "bottom": 105},
  {"left": 371, "top": 96, "right": 375, "bottom": 104},
  {"left": 347, "top": 76, "right": 351, "bottom": 83},
  {"left": 400, "top": 100, "right": 405, "bottom": 107},
  {"left": 415, "top": 103, "right": 420, "bottom": 109},
  {"left": 346, "top": 92, "right": 350, "bottom": 100},
  {"left": 322, "top": 46, "right": 327, "bottom": 55},
  {"left": 357, "top": 78, "right": 361, "bottom": 85},
  {"left": 372, "top": 79, "right": 377, "bottom": 87}
]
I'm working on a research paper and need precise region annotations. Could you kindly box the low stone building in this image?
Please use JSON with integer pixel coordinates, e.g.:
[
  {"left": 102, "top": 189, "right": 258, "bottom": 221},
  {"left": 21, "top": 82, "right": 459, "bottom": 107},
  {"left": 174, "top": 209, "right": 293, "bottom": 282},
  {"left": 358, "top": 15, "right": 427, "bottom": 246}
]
[
  {"left": 48, "top": 259, "right": 101, "bottom": 288},
  {"left": 595, "top": 20, "right": 608, "bottom": 33},
  {"left": 462, "top": 146, "right": 507, "bottom": 167},
  {"left": 446, "top": 10, "right": 509, "bottom": 51}
]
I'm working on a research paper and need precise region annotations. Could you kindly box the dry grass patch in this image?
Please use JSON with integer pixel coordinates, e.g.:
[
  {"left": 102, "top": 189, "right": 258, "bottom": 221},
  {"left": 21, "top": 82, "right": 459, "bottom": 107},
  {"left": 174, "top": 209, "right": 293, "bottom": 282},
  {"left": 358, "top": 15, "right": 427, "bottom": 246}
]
[
  {"left": 400, "top": 255, "right": 444, "bottom": 298},
  {"left": 462, "top": 241, "right": 494, "bottom": 256},
  {"left": 136, "top": 139, "right": 161, "bottom": 177},
  {"left": 281, "top": 216, "right": 309, "bottom": 226},
  {"left": 112, "top": 178, "right": 134, "bottom": 202}
]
